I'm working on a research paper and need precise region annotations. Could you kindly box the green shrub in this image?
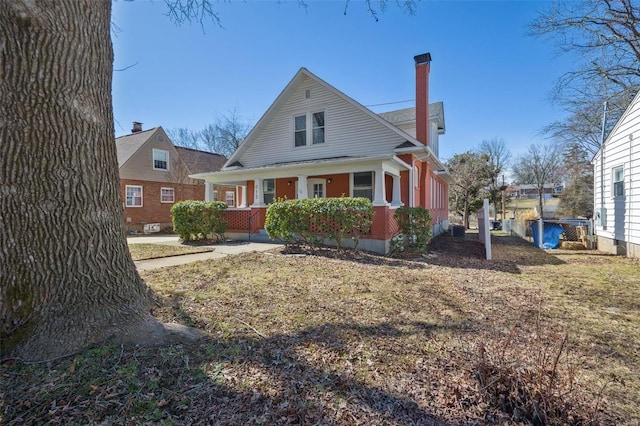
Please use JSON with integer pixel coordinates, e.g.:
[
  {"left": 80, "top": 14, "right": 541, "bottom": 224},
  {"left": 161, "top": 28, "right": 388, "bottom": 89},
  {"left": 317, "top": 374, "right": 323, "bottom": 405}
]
[
  {"left": 393, "top": 206, "right": 432, "bottom": 253},
  {"left": 265, "top": 197, "right": 374, "bottom": 250},
  {"left": 171, "top": 200, "right": 228, "bottom": 242}
]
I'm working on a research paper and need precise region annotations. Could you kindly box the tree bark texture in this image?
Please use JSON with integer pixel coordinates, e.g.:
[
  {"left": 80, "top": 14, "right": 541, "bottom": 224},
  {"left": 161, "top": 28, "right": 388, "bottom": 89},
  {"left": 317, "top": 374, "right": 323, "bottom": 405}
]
[{"left": 0, "top": 0, "right": 164, "bottom": 361}]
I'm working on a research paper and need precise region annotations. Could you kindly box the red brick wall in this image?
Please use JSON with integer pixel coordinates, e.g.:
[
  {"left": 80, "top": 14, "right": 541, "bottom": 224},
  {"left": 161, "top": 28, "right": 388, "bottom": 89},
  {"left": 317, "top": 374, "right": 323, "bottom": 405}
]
[
  {"left": 222, "top": 209, "right": 251, "bottom": 232},
  {"left": 121, "top": 179, "right": 204, "bottom": 230},
  {"left": 276, "top": 177, "right": 295, "bottom": 200},
  {"left": 415, "top": 60, "right": 430, "bottom": 146},
  {"left": 368, "top": 206, "right": 398, "bottom": 240}
]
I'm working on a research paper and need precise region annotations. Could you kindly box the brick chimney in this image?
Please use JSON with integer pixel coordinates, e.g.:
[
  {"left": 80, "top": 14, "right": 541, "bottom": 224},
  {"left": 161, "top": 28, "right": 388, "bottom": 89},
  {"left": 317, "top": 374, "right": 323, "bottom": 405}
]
[
  {"left": 414, "top": 53, "right": 431, "bottom": 146},
  {"left": 132, "top": 121, "right": 143, "bottom": 133}
]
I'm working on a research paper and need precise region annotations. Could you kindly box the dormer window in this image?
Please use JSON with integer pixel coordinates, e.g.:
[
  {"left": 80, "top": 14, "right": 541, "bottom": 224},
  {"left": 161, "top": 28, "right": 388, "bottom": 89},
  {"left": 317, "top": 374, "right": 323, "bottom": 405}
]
[
  {"left": 294, "top": 111, "right": 325, "bottom": 147},
  {"left": 294, "top": 115, "right": 306, "bottom": 147},
  {"left": 153, "top": 149, "right": 169, "bottom": 170},
  {"left": 312, "top": 112, "right": 324, "bottom": 144}
]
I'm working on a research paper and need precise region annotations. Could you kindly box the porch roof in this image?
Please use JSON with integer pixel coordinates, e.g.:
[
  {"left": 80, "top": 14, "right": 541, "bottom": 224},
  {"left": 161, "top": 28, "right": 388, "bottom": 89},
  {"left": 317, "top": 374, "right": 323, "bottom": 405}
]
[{"left": 191, "top": 155, "right": 412, "bottom": 184}]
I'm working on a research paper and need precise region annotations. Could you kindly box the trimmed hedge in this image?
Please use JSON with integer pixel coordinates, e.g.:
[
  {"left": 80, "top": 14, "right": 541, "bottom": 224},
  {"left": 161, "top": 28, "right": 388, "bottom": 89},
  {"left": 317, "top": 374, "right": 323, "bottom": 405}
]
[
  {"left": 393, "top": 206, "right": 432, "bottom": 253},
  {"left": 265, "top": 197, "right": 374, "bottom": 250},
  {"left": 171, "top": 200, "right": 228, "bottom": 242}
]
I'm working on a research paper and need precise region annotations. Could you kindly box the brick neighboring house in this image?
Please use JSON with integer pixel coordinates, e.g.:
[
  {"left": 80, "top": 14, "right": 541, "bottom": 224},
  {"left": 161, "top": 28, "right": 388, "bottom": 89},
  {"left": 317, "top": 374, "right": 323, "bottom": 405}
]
[
  {"left": 192, "top": 53, "right": 453, "bottom": 254},
  {"left": 116, "top": 123, "right": 231, "bottom": 233}
]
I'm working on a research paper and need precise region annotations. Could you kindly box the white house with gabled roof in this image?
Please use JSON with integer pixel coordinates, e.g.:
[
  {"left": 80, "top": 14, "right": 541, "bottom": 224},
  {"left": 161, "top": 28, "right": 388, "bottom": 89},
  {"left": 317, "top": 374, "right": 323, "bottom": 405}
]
[{"left": 593, "top": 90, "right": 640, "bottom": 258}]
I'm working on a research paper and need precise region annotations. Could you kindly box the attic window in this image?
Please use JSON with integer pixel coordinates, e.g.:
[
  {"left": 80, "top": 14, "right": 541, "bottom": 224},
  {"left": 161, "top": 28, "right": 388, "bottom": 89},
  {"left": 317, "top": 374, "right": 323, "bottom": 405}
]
[
  {"left": 153, "top": 149, "right": 169, "bottom": 171},
  {"left": 294, "top": 111, "right": 325, "bottom": 147},
  {"left": 294, "top": 115, "right": 306, "bottom": 147}
]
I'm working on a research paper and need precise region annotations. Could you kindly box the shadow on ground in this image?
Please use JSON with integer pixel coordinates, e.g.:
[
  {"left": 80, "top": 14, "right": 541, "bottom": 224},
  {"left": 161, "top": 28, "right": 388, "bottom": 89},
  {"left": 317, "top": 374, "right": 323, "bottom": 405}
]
[{"left": 424, "top": 232, "right": 566, "bottom": 274}]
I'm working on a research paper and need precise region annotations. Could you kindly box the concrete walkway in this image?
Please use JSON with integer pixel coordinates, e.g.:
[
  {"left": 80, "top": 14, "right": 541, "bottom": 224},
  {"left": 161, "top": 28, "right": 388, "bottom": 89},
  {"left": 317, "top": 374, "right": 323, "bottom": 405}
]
[{"left": 128, "top": 234, "right": 283, "bottom": 271}]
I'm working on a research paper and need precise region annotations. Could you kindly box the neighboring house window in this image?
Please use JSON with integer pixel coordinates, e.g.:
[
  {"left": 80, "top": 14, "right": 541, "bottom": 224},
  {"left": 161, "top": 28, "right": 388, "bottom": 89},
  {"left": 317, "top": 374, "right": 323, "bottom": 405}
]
[
  {"left": 263, "top": 179, "right": 275, "bottom": 204},
  {"left": 213, "top": 190, "right": 218, "bottom": 200},
  {"left": 294, "top": 111, "right": 325, "bottom": 146},
  {"left": 294, "top": 115, "right": 306, "bottom": 147},
  {"left": 126, "top": 185, "right": 143, "bottom": 207},
  {"left": 312, "top": 112, "right": 325, "bottom": 144},
  {"left": 153, "top": 149, "right": 169, "bottom": 170},
  {"left": 613, "top": 166, "right": 624, "bottom": 197},
  {"left": 225, "top": 191, "right": 235, "bottom": 207},
  {"left": 353, "top": 172, "right": 373, "bottom": 201},
  {"left": 161, "top": 187, "right": 175, "bottom": 203}
]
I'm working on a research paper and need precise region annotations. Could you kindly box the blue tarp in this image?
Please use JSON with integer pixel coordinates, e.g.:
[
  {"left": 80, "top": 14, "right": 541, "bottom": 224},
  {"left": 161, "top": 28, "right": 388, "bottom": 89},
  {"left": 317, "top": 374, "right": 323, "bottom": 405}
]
[{"left": 530, "top": 222, "right": 565, "bottom": 249}]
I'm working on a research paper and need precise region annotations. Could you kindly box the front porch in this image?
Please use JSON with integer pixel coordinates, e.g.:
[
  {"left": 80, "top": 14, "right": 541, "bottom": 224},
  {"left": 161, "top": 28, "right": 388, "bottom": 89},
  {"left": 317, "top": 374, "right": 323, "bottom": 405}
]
[
  {"left": 192, "top": 155, "right": 449, "bottom": 254},
  {"left": 220, "top": 204, "right": 401, "bottom": 254}
]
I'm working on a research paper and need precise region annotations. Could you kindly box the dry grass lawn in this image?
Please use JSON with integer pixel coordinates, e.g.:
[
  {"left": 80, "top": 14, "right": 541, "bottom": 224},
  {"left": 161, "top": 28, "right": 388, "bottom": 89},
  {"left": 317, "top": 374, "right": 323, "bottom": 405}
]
[{"left": 2, "top": 233, "right": 639, "bottom": 425}]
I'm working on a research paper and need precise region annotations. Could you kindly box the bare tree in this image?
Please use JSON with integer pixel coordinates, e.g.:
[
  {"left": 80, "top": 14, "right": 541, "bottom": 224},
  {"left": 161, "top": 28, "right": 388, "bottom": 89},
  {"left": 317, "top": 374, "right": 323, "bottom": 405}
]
[
  {"left": 446, "top": 152, "right": 493, "bottom": 229},
  {"left": 213, "top": 109, "right": 252, "bottom": 157},
  {"left": 557, "top": 143, "right": 594, "bottom": 218},
  {"left": 479, "top": 138, "right": 511, "bottom": 219},
  {"left": 167, "top": 127, "right": 200, "bottom": 150},
  {"left": 168, "top": 110, "right": 252, "bottom": 157},
  {"left": 530, "top": 0, "right": 640, "bottom": 154},
  {"left": 512, "top": 143, "right": 564, "bottom": 219}
]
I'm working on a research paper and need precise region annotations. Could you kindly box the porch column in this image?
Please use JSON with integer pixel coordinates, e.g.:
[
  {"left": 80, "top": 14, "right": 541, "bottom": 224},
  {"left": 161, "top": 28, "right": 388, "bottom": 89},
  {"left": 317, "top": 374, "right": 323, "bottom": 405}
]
[
  {"left": 239, "top": 185, "right": 247, "bottom": 208},
  {"left": 373, "top": 168, "right": 387, "bottom": 206},
  {"left": 252, "top": 178, "right": 265, "bottom": 207},
  {"left": 297, "top": 175, "right": 308, "bottom": 199},
  {"left": 391, "top": 174, "right": 403, "bottom": 207},
  {"left": 204, "top": 182, "right": 214, "bottom": 202}
]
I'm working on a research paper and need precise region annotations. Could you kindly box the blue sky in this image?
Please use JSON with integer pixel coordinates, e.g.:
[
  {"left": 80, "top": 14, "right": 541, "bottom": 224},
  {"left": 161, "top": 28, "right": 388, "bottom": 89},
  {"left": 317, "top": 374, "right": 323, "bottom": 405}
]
[{"left": 111, "top": 0, "right": 572, "bottom": 161}]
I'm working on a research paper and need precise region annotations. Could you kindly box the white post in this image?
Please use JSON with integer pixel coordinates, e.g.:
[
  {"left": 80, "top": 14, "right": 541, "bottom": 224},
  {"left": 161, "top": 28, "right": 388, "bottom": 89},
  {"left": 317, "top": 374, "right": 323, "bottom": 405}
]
[
  {"left": 297, "top": 175, "right": 308, "bottom": 199},
  {"left": 538, "top": 218, "right": 544, "bottom": 249},
  {"left": 391, "top": 174, "right": 403, "bottom": 207},
  {"left": 252, "top": 178, "right": 265, "bottom": 207},
  {"left": 204, "top": 182, "right": 214, "bottom": 201},
  {"left": 239, "top": 185, "right": 247, "bottom": 207},
  {"left": 372, "top": 168, "right": 387, "bottom": 206}
]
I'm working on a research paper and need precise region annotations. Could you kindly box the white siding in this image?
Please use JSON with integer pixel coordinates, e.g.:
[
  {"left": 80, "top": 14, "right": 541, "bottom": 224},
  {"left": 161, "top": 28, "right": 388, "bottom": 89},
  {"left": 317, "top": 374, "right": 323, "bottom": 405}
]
[
  {"left": 594, "top": 92, "right": 640, "bottom": 245},
  {"left": 238, "top": 76, "right": 407, "bottom": 168}
]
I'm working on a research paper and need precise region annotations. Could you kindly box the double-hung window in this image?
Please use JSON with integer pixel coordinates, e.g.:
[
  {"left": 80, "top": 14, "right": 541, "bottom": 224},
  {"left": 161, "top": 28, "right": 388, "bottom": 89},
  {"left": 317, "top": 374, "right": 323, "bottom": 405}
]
[
  {"left": 153, "top": 149, "right": 169, "bottom": 171},
  {"left": 225, "top": 191, "right": 235, "bottom": 207},
  {"left": 613, "top": 166, "right": 624, "bottom": 197},
  {"left": 294, "top": 111, "right": 325, "bottom": 146},
  {"left": 160, "top": 187, "right": 175, "bottom": 203},
  {"left": 263, "top": 179, "right": 275, "bottom": 204},
  {"left": 312, "top": 112, "right": 324, "bottom": 144},
  {"left": 353, "top": 172, "right": 373, "bottom": 201},
  {"left": 126, "top": 185, "right": 143, "bottom": 207},
  {"left": 294, "top": 115, "right": 307, "bottom": 147}
]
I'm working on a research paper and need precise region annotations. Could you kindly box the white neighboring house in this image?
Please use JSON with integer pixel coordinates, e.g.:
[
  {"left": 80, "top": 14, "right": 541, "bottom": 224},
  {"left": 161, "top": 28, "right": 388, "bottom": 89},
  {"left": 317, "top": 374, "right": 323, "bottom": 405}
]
[{"left": 593, "top": 90, "right": 640, "bottom": 258}]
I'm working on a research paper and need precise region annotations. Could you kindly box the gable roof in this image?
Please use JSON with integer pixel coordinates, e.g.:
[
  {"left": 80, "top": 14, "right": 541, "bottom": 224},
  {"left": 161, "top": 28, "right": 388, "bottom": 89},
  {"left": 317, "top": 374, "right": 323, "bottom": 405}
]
[
  {"left": 115, "top": 127, "right": 159, "bottom": 168},
  {"left": 175, "top": 146, "right": 227, "bottom": 174},
  {"left": 224, "top": 67, "right": 426, "bottom": 169},
  {"left": 594, "top": 89, "right": 640, "bottom": 161}
]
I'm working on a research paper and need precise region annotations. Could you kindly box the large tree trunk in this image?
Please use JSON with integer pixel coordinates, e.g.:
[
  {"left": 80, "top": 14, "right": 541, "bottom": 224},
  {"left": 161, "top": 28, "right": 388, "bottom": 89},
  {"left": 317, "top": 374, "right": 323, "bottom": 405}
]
[{"left": 0, "top": 0, "right": 199, "bottom": 362}]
